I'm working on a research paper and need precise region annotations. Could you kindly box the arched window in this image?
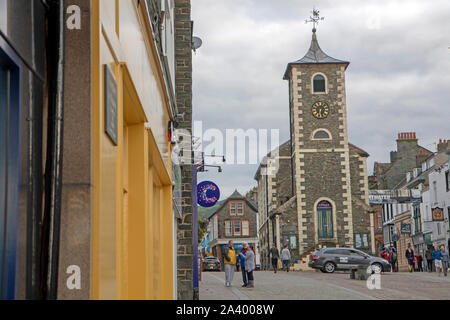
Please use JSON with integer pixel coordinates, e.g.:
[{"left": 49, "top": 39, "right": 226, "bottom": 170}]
[
  {"left": 311, "top": 129, "right": 332, "bottom": 140},
  {"left": 317, "top": 201, "right": 333, "bottom": 239},
  {"left": 313, "top": 74, "right": 326, "bottom": 93}
]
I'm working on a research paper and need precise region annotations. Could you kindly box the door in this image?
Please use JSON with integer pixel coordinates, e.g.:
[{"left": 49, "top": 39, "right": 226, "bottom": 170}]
[
  {"left": 348, "top": 250, "right": 368, "bottom": 268},
  {"left": 0, "top": 51, "right": 21, "bottom": 300},
  {"left": 318, "top": 208, "right": 333, "bottom": 239}
]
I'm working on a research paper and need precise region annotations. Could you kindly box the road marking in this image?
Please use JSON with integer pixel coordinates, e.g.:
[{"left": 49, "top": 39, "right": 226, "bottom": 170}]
[{"left": 207, "top": 273, "right": 250, "bottom": 300}]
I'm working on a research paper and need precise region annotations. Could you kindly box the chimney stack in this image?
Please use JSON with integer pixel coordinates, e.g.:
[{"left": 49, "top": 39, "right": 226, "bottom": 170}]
[
  {"left": 438, "top": 139, "right": 450, "bottom": 153},
  {"left": 398, "top": 132, "right": 417, "bottom": 141}
]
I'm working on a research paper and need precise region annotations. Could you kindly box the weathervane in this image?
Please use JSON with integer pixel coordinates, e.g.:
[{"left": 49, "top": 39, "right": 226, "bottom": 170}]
[{"left": 305, "top": 7, "right": 324, "bottom": 31}]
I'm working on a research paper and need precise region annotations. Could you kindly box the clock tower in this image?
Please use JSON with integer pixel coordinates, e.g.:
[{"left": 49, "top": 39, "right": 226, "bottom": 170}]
[{"left": 283, "top": 10, "right": 374, "bottom": 255}]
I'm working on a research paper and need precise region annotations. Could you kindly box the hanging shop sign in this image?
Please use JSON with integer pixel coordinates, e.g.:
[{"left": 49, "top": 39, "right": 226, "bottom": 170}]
[
  {"left": 400, "top": 223, "right": 412, "bottom": 234},
  {"left": 432, "top": 207, "right": 444, "bottom": 221},
  {"left": 197, "top": 181, "right": 220, "bottom": 208}
]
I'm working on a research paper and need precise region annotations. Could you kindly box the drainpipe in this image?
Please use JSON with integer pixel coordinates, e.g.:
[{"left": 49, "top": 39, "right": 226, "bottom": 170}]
[
  {"left": 192, "top": 165, "right": 199, "bottom": 300},
  {"left": 26, "top": 0, "right": 44, "bottom": 300},
  {"left": 41, "top": 0, "right": 65, "bottom": 300}
]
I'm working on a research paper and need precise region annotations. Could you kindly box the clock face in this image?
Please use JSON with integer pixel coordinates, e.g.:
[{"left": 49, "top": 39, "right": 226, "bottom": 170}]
[{"left": 312, "top": 101, "right": 330, "bottom": 119}]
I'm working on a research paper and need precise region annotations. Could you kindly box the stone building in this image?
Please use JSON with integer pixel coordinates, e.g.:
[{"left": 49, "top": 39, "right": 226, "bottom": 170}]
[
  {"left": 255, "top": 27, "right": 375, "bottom": 266},
  {"left": 372, "top": 133, "right": 432, "bottom": 190},
  {"left": 207, "top": 191, "right": 258, "bottom": 268}
]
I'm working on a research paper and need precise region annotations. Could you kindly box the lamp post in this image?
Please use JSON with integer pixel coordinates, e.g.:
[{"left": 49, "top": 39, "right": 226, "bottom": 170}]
[{"left": 192, "top": 151, "right": 225, "bottom": 300}]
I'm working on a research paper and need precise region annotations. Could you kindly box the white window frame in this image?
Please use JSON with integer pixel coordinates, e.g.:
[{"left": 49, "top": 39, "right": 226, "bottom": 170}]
[
  {"left": 234, "top": 220, "right": 241, "bottom": 236},
  {"left": 230, "top": 203, "right": 236, "bottom": 216},
  {"left": 242, "top": 220, "right": 249, "bottom": 236},
  {"left": 237, "top": 202, "right": 244, "bottom": 216},
  {"left": 225, "top": 221, "right": 232, "bottom": 237}
]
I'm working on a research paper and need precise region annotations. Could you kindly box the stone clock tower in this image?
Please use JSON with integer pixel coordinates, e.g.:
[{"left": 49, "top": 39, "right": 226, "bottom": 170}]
[{"left": 283, "top": 15, "right": 374, "bottom": 255}]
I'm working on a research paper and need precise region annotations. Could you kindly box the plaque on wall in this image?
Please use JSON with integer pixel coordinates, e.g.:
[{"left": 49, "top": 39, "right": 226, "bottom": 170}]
[
  {"left": 432, "top": 207, "right": 444, "bottom": 221},
  {"left": 104, "top": 65, "right": 118, "bottom": 146}
]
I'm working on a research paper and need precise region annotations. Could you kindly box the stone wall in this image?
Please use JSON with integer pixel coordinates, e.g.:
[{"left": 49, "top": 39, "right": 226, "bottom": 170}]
[{"left": 175, "top": 0, "right": 193, "bottom": 300}]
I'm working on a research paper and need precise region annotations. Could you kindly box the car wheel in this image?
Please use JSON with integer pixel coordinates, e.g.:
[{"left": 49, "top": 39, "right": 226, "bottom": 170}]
[
  {"left": 371, "top": 263, "right": 382, "bottom": 274},
  {"left": 320, "top": 268, "right": 326, "bottom": 273},
  {"left": 323, "top": 262, "right": 336, "bottom": 273}
]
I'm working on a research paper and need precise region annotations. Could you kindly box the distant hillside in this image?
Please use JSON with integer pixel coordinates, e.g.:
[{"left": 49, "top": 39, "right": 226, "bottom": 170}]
[{"left": 197, "top": 200, "right": 224, "bottom": 220}]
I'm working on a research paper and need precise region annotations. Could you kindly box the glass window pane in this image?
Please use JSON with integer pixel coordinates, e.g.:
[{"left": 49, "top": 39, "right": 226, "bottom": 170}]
[{"left": 313, "top": 75, "right": 325, "bottom": 92}]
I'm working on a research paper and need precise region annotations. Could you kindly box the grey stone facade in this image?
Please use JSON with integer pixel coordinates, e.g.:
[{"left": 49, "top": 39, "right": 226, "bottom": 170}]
[
  {"left": 373, "top": 133, "right": 432, "bottom": 190},
  {"left": 174, "top": 0, "right": 194, "bottom": 300},
  {"left": 256, "top": 29, "right": 375, "bottom": 262}
]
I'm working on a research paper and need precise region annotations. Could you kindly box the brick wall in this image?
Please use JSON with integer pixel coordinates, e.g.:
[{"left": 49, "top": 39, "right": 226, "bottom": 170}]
[{"left": 175, "top": 0, "right": 193, "bottom": 300}]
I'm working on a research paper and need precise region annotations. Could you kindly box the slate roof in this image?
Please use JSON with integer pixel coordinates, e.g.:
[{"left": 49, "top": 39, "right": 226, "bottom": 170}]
[{"left": 284, "top": 30, "right": 349, "bottom": 79}]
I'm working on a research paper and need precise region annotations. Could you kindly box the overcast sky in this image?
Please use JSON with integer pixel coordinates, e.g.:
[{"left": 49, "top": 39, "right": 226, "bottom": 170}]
[{"left": 191, "top": 0, "right": 450, "bottom": 199}]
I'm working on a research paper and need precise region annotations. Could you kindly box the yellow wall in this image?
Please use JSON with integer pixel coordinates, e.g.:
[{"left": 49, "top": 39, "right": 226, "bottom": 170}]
[{"left": 91, "top": 0, "right": 175, "bottom": 300}]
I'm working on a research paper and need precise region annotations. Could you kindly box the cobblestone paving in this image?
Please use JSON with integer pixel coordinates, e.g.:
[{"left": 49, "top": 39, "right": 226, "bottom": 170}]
[{"left": 199, "top": 270, "right": 450, "bottom": 300}]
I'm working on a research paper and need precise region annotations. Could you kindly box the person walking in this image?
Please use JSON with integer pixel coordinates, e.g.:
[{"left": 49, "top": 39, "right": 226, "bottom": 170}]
[
  {"left": 268, "top": 244, "right": 279, "bottom": 273},
  {"left": 405, "top": 243, "right": 414, "bottom": 273},
  {"left": 416, "top": 254, "right": 424, "bottom": 272},
  {"left": 281, "top": 244, "right": 291, "bottom": 272},
  {"left": 238, "top": 243, "right": 248, "bottom": 287},
  {"left": 425, "top": 246, "right": 433, "bottom": 272},
  {"left": 241, "top": 245, "right": 256, "bottom": 288},
  {"left": 432, "top": 245, "right": 442, "bottom": 277},
  {"left": 223, "top": 240, "right": 237, "bottom": 287},
  {"left": 391, "top": 247, "right": 398, "bottom": 272},
  {"left": 440, "top": 245, "right": 449, "bottom": 277}
]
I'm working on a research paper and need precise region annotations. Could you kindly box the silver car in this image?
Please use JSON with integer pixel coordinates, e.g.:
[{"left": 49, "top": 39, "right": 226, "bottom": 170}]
[{"left": 308, "top": 247, "right": 391, "bottom": 274}]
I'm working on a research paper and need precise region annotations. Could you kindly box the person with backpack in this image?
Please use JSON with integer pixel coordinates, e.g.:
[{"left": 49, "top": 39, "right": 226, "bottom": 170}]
[
  {"left": 268, "top": 244, "right": 279, "bottom": 273},
  {"left": 390, "top": 248, "right": 398, "bottom": 272}
]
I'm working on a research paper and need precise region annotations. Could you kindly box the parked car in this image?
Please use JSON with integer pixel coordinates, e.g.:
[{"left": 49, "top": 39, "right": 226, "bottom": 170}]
[
  {"left": 202, "top": 256, "right": 221, "bottom": 271},
  {"left": 308, "top": 247, "right": 390, "bottom": 274}
]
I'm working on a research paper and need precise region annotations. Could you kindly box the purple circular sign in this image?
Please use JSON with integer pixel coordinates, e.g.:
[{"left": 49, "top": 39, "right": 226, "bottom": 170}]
[{"left": 197, "top": 181, "right": 220, "bottom": 208}]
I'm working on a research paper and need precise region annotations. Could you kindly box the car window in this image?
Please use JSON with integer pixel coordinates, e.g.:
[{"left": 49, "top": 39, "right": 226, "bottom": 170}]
[
  {"left": 335, "top": 249, "right": 350, "bottom": 255},
  {"left": 324, "top": 249, "right": 338, "bottom": 255},
  {"left": 349, "top": 250, "right": 366, "bottom": 257}
]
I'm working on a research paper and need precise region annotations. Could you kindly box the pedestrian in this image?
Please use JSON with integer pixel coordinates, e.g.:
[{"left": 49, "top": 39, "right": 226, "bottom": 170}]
[
  {"left": 268, "top": 244, "right": 279, "bottom": 273},
  {"left": 281, "top": 244, "right": 291, "bottom": 272},
  {"left": 432, "top": 245, "right": 442, "bottom": 277},
  {"left": 238, "top": 243, "right": 248, "bottom": 287},
  {"left": 391, "top": 247, "right": 398, "bottom": 272},
  {"left": 440, "top": 245, "right": 448, "bottom": 277},
  {"left": 223, "top": 240, "right": 236, "bottom": 287},
  {"left": 425, "top": 246, "right": 433, "bottom": 272},
  {"left": 241, "top": 245, "right": 256, "bottom": 288},
  {"left": 405, "top": 243, "right": 414, "bottom": 273},
  {"left": 416, "top": 254, "right": 423, "bottom": 272}
]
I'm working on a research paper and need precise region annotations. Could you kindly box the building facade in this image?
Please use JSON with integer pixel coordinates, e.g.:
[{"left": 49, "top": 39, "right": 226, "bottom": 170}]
[
  {"left": 1, "top": 0, "right": 190, "bottom": 300},
  {"left": 282, "top": 27, "right": 374, "bottom": 257},
  {"left": 207, "top": 191, "right": 258, "bottom": 268}
]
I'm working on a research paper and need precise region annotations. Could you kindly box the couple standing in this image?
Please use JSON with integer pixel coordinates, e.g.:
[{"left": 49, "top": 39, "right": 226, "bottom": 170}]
[
  {"left": 269, "top": 243, "right": 291, "bottom": 273},
  {"left": 223, "top": 240, "right": 255, "bottom": 288}
]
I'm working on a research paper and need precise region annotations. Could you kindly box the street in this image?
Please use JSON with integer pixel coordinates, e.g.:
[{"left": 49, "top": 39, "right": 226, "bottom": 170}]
[{"left": 200, "top": 270, "right": 450, "bottom": 300}]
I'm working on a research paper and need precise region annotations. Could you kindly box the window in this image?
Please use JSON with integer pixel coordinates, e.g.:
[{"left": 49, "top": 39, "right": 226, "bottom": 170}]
[
  {"left": 446, "top": 171, "right": 449, "bottom": 191},
  {"left": 0, "top": 38, "right": 22, "bottom": 300},
  {"left": 437, "top": 222, "right": 441, "bottom": 235},
  {"left": 433, "top": 181, "right": 438, "bottom": 203},
  {"left": 237, "top": 202, "right": 244, "bottom": 215},
  {"left": 242, "top": 221, "right": 249, "bottom": 236},
  {"left": 229, "top": 203, "right": 236, "bottom": 215},
  {"left": 413, "top": 205, "right": 422, "bottom": 233},
  {"left": 225, "top": 221, "right": 232, "bottom": 237},
  {"left": 234, "top": 220, "right": 241, "bottom": 236},
  {"left": 312, "top": 129, "right": 331, "bottom": 140},
  {"left": 313, "top": 74, "right": 326, "bottom": 93}
]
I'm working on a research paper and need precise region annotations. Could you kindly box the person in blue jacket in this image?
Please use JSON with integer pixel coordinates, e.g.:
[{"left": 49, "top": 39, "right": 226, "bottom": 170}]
[
  {"left": 238, "top": 243, "right": 248, "bottom": 287},
  {"left": 432, "top": 245, "right": 442, "bottom": 276}
]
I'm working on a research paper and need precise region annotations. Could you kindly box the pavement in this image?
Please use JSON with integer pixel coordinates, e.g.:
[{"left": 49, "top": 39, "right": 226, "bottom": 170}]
[{"left": 199, "top": 270, "right": 450, "bottom": 300}]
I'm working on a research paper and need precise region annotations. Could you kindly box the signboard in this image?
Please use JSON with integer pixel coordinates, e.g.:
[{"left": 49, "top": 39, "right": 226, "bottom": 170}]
[
  {"left": 197, "top": 181, "right": 220, "bottom": 208},
  {"left": 392, "top": 233, "right": 399, "bottom": 242},
  {"left": 432, "top": 207, "right": 444, "bottom": 221},
  {"left": 424, "top": 233, "right": 432, "bottom": 245},
  {"left": 104, "top": 65, "right": 118, "bottom": 146},
  {"left": 317, "top": 200, "right": 332, "bottom": 209},
  {"left": 400, "top": 223, "right": 411, "bottom": 234},
  {"left": 354, "top": 232, "right": 370, "bottom": 249},
  {"left": 282, "top": 235, "right": 297, "bottom": 250}
]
